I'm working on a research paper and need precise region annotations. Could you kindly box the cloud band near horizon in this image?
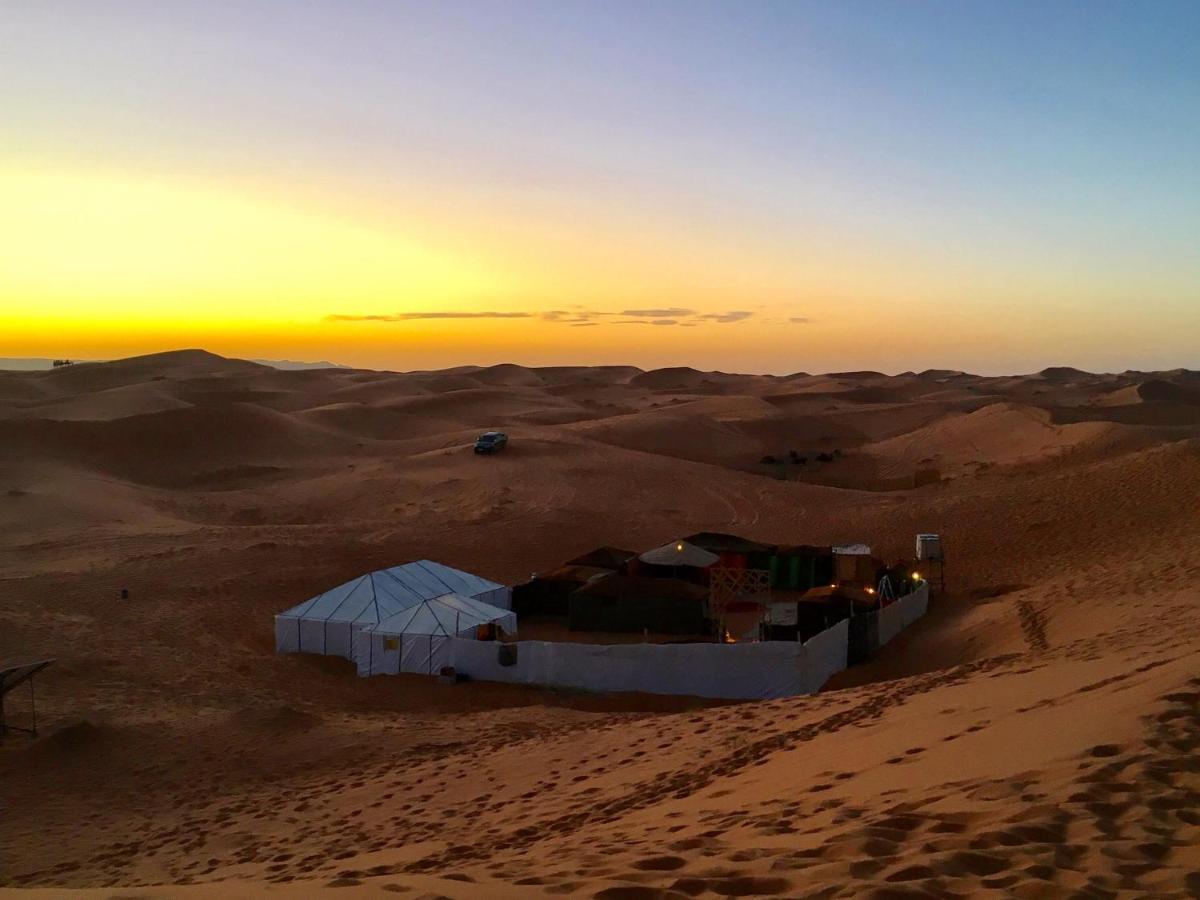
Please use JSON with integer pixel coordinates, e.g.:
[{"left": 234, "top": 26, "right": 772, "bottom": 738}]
[{"left": 324, "top": 308, "right": 792, "bottom": 327}]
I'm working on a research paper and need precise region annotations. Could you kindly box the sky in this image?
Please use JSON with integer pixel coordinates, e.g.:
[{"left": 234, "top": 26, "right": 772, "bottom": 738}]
[{"left": 2, "top": 0, "right": 1198, "bottom": 375}]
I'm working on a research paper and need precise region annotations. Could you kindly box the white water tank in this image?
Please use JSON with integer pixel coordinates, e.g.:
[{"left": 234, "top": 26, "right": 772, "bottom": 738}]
[{"left": 916, "top": 534, "right": 942, "bottom": 560}]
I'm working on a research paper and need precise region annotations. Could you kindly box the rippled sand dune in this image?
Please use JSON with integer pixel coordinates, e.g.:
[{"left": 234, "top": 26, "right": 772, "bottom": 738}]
[{"left": 2, "top": 350, "right": 1198, "bottom": 897}]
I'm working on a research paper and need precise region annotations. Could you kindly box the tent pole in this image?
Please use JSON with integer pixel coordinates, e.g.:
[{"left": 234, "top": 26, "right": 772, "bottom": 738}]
[{"left": 428, "top": 632, "right": 433, "bottom": 675}]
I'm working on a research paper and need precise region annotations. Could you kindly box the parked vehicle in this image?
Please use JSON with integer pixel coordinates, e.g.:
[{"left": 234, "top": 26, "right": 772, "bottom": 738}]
[{"left": 474, "top": 431, "right": 508, "bottom": 454}]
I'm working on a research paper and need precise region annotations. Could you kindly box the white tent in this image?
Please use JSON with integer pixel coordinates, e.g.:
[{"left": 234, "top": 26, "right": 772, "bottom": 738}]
[
  {"left": 274, "top": 560, "right": 511, "bottom": 660},
  {"left": 354, "top": 593, "right": 517, "bottom": 677}
]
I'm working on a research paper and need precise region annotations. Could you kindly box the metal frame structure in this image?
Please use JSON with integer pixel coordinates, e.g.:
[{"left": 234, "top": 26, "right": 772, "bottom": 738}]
[
  {"left": 0, "top": 659, "right": 55, "bottom": 737},
  {"left": 709, "top": 567, "right": 771, "bottom": 639}
]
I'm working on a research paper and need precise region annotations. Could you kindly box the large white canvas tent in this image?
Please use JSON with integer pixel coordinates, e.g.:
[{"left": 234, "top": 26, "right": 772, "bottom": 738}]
[
  {"left": 354, "top": 593, "right": 517, "bottom": 677},
  {"left": 274, "top": 560, "right": 511, "bottom": 660}
]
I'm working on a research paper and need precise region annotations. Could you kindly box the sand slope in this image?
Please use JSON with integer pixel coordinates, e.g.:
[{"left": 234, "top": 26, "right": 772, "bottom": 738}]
[{"left": 1, "top": 350, "right": 1198, "bottom": 897}]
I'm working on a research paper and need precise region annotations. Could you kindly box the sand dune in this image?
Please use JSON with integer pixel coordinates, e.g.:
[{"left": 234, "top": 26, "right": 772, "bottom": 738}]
[
  {"left": 1, "top": 350, "right": 1198, "bottom": 897},
  {"left": 469, "top": 363, "right": 548, "bottom": 387},
  {"left": 863, "top": 401, "right": 1124, "bottom": 477}
]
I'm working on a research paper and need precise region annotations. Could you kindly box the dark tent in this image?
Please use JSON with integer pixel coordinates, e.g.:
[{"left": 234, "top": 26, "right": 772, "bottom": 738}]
[
  {"left": 569, "top": 574, "right": 710, "bottom": 636},
  {"left": 680, "top": 531, "right": 776, "bottom": 572},
  {"left": 681, "top": 531, "right": 774, "bottom": 553},
  {"left": 564, "top": 546, "right": 637, "bottom": 571},
  {"left": 772, "top": 545, "right": 835, "bottom": 591},
  {"left": 794, "top": 584, "right": 878, "bottom": 641},
  {"left": 512, "top": 565, "right": 611, "bottom": 617}
]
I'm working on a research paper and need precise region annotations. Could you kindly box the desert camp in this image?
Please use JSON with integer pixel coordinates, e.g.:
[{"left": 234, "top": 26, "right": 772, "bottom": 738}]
[
  {"left": 5, "top": 2, "right": 1200, "bottom": 895},
  {"left": 273, "top": 532, "right": 932, "bottom": 700}
]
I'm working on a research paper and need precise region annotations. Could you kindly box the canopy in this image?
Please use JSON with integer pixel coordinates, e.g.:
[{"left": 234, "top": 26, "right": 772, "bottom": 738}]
[
  {"left": 274, "top": 560, "right": 510, "bottom": 660},
  {"left": 639, "top": 540, "right": 720, "bottom": 568},
  {"left": 832, "top": 543, "right": 872, "bottom": 556}
]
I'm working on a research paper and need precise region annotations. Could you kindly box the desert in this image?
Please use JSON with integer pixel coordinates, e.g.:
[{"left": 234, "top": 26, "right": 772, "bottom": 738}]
[{"left": 1, "top": 349, "right": 1198, "bottom": 898}]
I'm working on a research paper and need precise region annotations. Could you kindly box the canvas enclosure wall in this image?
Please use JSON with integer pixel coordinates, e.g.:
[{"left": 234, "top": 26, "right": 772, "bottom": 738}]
[
  {"left": 879, "top": 582, "right": 929, "bottom": 646},
  {"left": 442, "top": 620, "right": 849, "bottom": 700}
]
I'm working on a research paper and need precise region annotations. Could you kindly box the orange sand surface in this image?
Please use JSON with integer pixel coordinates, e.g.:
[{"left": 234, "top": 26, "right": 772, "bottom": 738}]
[{"left": 2, "top": 351, "right": 1198, "bottom": 898}]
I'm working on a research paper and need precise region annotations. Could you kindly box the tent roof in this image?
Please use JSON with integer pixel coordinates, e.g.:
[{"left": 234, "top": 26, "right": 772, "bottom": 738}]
[
  {"left": 639, "top": 540, "right": 720, "bottom": 568},
  {"left": 573, "top": 574, "right": 709, "bottom": 602},
  {"left": 370, "top": 592, "right": 516, "bottom": 637},
  {"left": 0, "top": 658, "right": 55, "bottom": 697},
  {"left": 277, "top": 560, "right": 505, "bottom": 625},
  {"left": 564, "top": 546, "right": 636, "bottom": 569},
  {"left": 681, "top": 532, "right": 775, "bottom": 554},
  {"left": 534, "top": 564, "right": 613, "bottom": 584}
]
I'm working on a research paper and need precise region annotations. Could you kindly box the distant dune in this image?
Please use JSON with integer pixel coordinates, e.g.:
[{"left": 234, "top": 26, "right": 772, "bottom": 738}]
[
  {"left": 1, "top": 353, "right": 349, "bottom": 372},
  {"left": 1, "top": 348, "right": 1199, "bottom": 897}
]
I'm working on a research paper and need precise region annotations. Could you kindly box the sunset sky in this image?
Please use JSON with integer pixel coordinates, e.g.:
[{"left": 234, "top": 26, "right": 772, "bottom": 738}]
[{"left": 3, "top": 1, "right": 1197, "bottom": 374}]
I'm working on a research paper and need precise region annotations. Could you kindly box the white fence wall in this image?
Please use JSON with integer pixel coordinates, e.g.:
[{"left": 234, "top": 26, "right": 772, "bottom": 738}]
[
  {"left": 902, "top": 582, "right": 930, "bottom": 626},
  {"left": 441, "top": 618, "right": 848, "bottom": 700},
  {"left": 878, "top": 582, "right": 929, "bottom": 647}
]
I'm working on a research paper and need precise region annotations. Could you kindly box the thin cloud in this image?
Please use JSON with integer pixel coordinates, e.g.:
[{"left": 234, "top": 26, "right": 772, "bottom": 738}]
[
  {"left": 326, "top": 307, "right": 772, "bottom": 328},
  {"left": 327, "top": 311, "right": 533, "bottom": 322},
  {"left": 789, "top": 316, "right": 813, "bottom": 324},
  {"left": 619, "top": 307, "right": 696, "bottom": 318}
]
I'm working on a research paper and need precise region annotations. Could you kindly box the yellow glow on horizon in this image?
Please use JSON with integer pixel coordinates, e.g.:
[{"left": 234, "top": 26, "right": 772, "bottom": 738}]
[
  {"left": 0, "top": 169, "right": 511, "bottom": 326},
  {"left": 3, "top": 167, "right": 1190, "bottom": 375}
]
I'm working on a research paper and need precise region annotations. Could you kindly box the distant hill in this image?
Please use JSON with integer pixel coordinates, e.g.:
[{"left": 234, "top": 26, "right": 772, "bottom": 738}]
[{"left": 1, "top": 356, "right": 349, "bottom": 372}]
